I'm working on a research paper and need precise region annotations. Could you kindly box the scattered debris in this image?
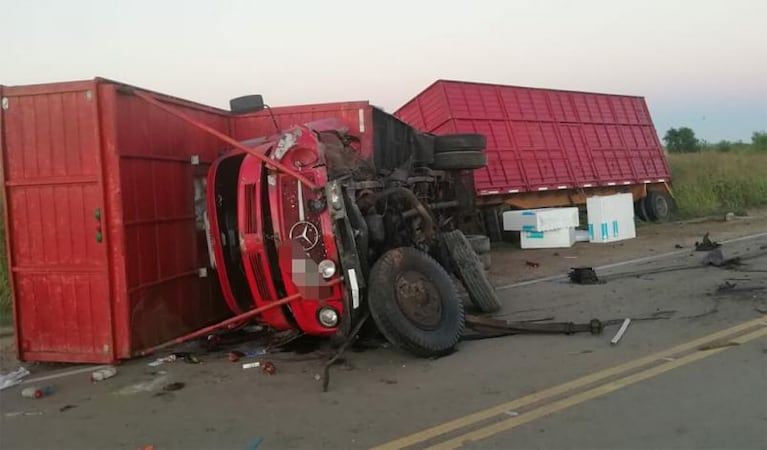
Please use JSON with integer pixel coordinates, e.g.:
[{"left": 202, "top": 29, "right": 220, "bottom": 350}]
[
  {"left": 695, "top": 233, "right": 720, "bottom": 251},
  {"left": 228, "top": 349, "right": 267, "bottom": 362},
  {"left": 702, "top": 249, "right": 742, "bottom": 268},
  {"left": 182, "top": 353, "right": 200, "bottom": 364},
  {"left": 59, "top": 404, "right": 78, "bottom": 413},
  {"left": 0, "top": 367, "right": 30, "bottom": 391},
  {"left": 568, "top": 267, "right": 602, "bottom": 285},
  {"left": 717, "top": 281, "right": 737, "bottom": 292},
  {"left": 464, "top": 315, "right": 603, "bottom": 338},
  {"left": 91, "top": 367, "right": 117, "bottom": 382},
  {"left": 725, "top": 212, "right": 735, "bottom": 221},
  {"left": 162, "top": 382, "right": 186, "bottom": 392},
  {"left": 504, "top": 411, "right": 520, "bottom": 417},
  {"left": 147, "top": 355, "right": 177, "bottom": 367},
  {"left": 247, "top": 437, "right": 264, "bottom": 450},
  {"left": 661, "top": 357, "right": 676, "bottom": 362},
  {"left": 261, "top": 361, "right": 276, "bottom": 375},
  {"left": 380, "top": 378, "right": 398, "bottom": 385},
  {"left": 674, "top": 244, "right": 684, "bottom": 249},
  {"left": 610, "top": 319, "right": 631, "bottom": 345},
  {"left": 698, "top": 341, "right": 739, "bottom": 351},
  {"left": 21, "top": 385, "right": 53, "bottom": 399},
  {"left": 4, "top": 411, "right": 43, "bottom": 417},
  {"left": 323, "top": 311, "right": 370, "bottom": 392},
  {"left": 525, "top": 261, "right": 540, "bottom": 268},
  {"left": 242, "top": 362, "right": 261, "bottom": 370}
]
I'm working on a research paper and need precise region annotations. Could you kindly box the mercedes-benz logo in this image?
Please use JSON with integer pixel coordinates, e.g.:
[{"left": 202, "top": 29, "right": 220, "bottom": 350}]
[{"left": 288, "top": 221, "right": 320, "bottom": 251}]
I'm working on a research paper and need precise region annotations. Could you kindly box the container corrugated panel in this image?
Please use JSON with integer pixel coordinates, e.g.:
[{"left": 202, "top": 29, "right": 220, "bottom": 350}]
[
  {"left": 395, "top": 80, "right": 671, "bottom": 195},
  {"left": 1, "top": 79, "right": 230, "bottom": 363}
]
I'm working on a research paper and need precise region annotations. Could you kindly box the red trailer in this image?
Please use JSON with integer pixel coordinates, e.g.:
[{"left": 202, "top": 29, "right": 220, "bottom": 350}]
[
  {"left": 0, "top": 79, "right": 230, "bottom": 363},
  {"left": 395, "top": 80, "right": 673, "bottom": 227}
]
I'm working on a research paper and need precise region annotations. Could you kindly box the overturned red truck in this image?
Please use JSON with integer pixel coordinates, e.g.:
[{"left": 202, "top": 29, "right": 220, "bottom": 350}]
[{"left": 1, "top": 78, "right": 671, "bottom": 363}]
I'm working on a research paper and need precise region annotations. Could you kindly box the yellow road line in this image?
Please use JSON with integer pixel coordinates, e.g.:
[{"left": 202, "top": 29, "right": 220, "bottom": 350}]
[
  {"left": 428, "top": 327, "right": 767, "bottom": 450},
  {"left": 371, "top": 316, "right": 766, "bottom": 450}
]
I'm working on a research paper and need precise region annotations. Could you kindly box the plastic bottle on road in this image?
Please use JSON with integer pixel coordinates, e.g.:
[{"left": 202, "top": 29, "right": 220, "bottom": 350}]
[
  {"left": 21, "top": 385, "right": 53, "bottom": 399},
  {"left": 91, "top": 367, "right": 117, "bottom": 381}
]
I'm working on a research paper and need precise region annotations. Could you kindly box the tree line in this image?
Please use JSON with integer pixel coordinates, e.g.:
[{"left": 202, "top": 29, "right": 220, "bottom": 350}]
[{"left": 663, "top": 128, "right": 767, "bottom": 153}]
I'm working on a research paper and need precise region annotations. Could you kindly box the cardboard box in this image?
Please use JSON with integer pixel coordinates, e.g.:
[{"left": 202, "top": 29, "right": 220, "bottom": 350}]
[
  {"left": 520, "top": 227, "right": 576, "bottom": 249},
  {"left": 587, "top": 193, "right": 636, "bottom": 243},
  {"left": 503, "top": 207, "right": 580, "bottom": 232}
]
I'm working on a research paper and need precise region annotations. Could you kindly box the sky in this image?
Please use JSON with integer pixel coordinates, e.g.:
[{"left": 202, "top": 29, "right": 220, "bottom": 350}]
[{"left": 2, "top": 0, "right": 765, "bottom": 142}]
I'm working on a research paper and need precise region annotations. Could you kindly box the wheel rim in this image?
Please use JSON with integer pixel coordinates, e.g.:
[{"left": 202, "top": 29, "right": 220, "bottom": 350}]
[
  {"left": 394, "top": 270, "right": 442, "bottom": 330},
  {"left": 654, "top": 195, "right": 669, "bottom": 219}
]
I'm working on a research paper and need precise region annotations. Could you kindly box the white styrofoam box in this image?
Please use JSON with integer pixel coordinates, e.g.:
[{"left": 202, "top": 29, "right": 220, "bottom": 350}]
[
  {"left": 520, "top": 227, "right": 576, "bottom": 249},
  {"left": 574, "top": 229, "right": 590, "bottom": 242},
  {"left": 502, "top": 207, "right": 579, "bottom": 232},
  {"left": 587, "top": 193, "right": 636, "bottom": 243}
]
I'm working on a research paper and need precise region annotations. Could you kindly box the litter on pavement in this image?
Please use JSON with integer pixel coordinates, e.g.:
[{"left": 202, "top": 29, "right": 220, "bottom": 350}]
[
  {"left": 610, "top": 319, "right": 632, "bottom": 345},
  {"left": 0, "top": 367, "right": 30, "bottom": 391}
]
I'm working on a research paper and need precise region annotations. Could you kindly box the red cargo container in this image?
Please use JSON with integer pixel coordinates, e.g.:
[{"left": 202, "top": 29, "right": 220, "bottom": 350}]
[
  {"left": 395, "top": 80, "right": 670, "bottom": 206},
  {"left": 0, "top": 79, "right": 230, "bottom": 363}
]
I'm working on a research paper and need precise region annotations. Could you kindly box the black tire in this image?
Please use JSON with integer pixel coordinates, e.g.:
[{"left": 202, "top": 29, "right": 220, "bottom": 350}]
[
  {"left": 432, "top": 151, "right": 487, "bottom": 170},
  {"left": 434, "top": 134, "right": 487, "bottom": 153},
  {"left": 634, "top": 199, "right": 650, "bottom": 222},
  {"left": 645, "top": 191, "right": 673, "bottom": 222},
  {"left": 466, "top": 234, "right": 491, "bottom": 254},
  {"left": 367, "top": 247, "right": 464, "bottom": 357},
  {"left": 483, "top": 208, "right": 502, "bottom": 243},
  {"left": 443, "top": 230, "right": 502, "bottom": 313}
]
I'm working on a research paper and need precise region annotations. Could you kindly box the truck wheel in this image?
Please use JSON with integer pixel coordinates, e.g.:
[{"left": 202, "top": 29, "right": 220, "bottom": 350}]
[
  {"left": 367, "top": 247, "right": 464, "bottom": 357},
  {"left": 483, "top": 208, "right": 503, "bottom": 243},
  {"left": 434, "top": 134, "right": 487, "bottom": 153},
  {"left": 432, "top": 151, "right": 487, "bottom": 170},
  {"left": 443, "top": 230, "right": 502, "bottom": 313},
  {"left": 645, "top": 191, "right": 672, "bottom": 222},
  {"left": 634, "top": 199, "right": 650, "bottom": 222},
  {"left": 466, "top": 234, "right": 491, "bottom": 254}
]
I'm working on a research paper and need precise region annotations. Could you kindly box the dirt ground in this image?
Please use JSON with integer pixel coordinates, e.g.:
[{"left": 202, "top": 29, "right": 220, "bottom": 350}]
[{"left": 487, "top": 209, "right": 767, "bottom": 287}]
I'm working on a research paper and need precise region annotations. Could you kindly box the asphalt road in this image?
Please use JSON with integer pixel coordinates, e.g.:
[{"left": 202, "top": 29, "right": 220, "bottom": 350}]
[{"left": 1, "top": 233, "right": 765, "bottom": 450}]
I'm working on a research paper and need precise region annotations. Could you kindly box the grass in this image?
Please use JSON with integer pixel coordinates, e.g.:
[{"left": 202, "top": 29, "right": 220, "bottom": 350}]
[{"left": 669, "top": 151, "right": 767, "bottom": 218}]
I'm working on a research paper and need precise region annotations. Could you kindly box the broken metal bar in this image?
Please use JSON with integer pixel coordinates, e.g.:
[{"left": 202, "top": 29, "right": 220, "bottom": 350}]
[
  {"left": 136, "top": 278, "right": 342, "bottom": 356},
  {"left": 465, "top": 315, "right": 603, "bottom": 336},
  {"left": 130, "top": 89, "right": 319, "bottom": 190}
]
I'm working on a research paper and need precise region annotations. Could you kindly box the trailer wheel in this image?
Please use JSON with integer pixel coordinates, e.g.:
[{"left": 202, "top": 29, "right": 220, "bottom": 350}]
[
  {"left": 434, "top": 134, "right": 487, "bottom": 153},
  {"left": 645, "top": 191, "right": 673, "bottom": 222},
  {"left": 634, "top": 199, "right": 650, "bottom": 222},
  {"left": 367, "top": 247, "right": 464, "bottom": 357},
  {"left": 431, "top": 151, "right": 487, "bottom": 170},
  {"left": 443, "top": 230, "right": 502, "bottom": 313}
]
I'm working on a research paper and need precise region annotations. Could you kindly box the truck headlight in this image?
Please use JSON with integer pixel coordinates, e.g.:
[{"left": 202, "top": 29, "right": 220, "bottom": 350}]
[
  {"left": 318, "top": 259, "right": 336, "bottom": 279},
  {"left": 318, "top": 307, "right": 339, "bottom": 328}
]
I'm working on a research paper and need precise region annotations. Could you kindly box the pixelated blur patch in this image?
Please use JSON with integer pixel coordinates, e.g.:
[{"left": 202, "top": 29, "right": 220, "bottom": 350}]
[{"left": 278, "top": 239, "right": 334, "bottom": 300}]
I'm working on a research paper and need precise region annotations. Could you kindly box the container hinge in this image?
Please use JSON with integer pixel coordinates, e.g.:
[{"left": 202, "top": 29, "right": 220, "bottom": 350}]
[
  {"left": 190, "top": 154, "right": 200, "bottom": 165},
  {"left": 197, "top": 268, "right": 208, "bottom": 278},
  {"left": 1, "top": 97, "right": 8, "bottom": 110},
  {"left": 85, "top": 90, "right": 93, "bottom": 102}
]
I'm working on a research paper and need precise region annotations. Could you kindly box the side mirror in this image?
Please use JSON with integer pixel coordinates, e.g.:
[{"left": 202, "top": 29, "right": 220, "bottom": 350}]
[{"left": 230, "top": 95, "right": 265, "bottom": 114}]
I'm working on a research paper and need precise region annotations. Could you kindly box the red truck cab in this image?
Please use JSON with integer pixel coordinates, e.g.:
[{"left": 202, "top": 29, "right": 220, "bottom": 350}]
[{"left": 207, "top": 122, "right": 352, "bottom": 336}]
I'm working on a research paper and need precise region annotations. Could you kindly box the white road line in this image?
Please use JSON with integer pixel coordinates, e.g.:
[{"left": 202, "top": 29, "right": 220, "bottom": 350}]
[{"left": 496, "top": 232, "right": 767, "bottom": 292}]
